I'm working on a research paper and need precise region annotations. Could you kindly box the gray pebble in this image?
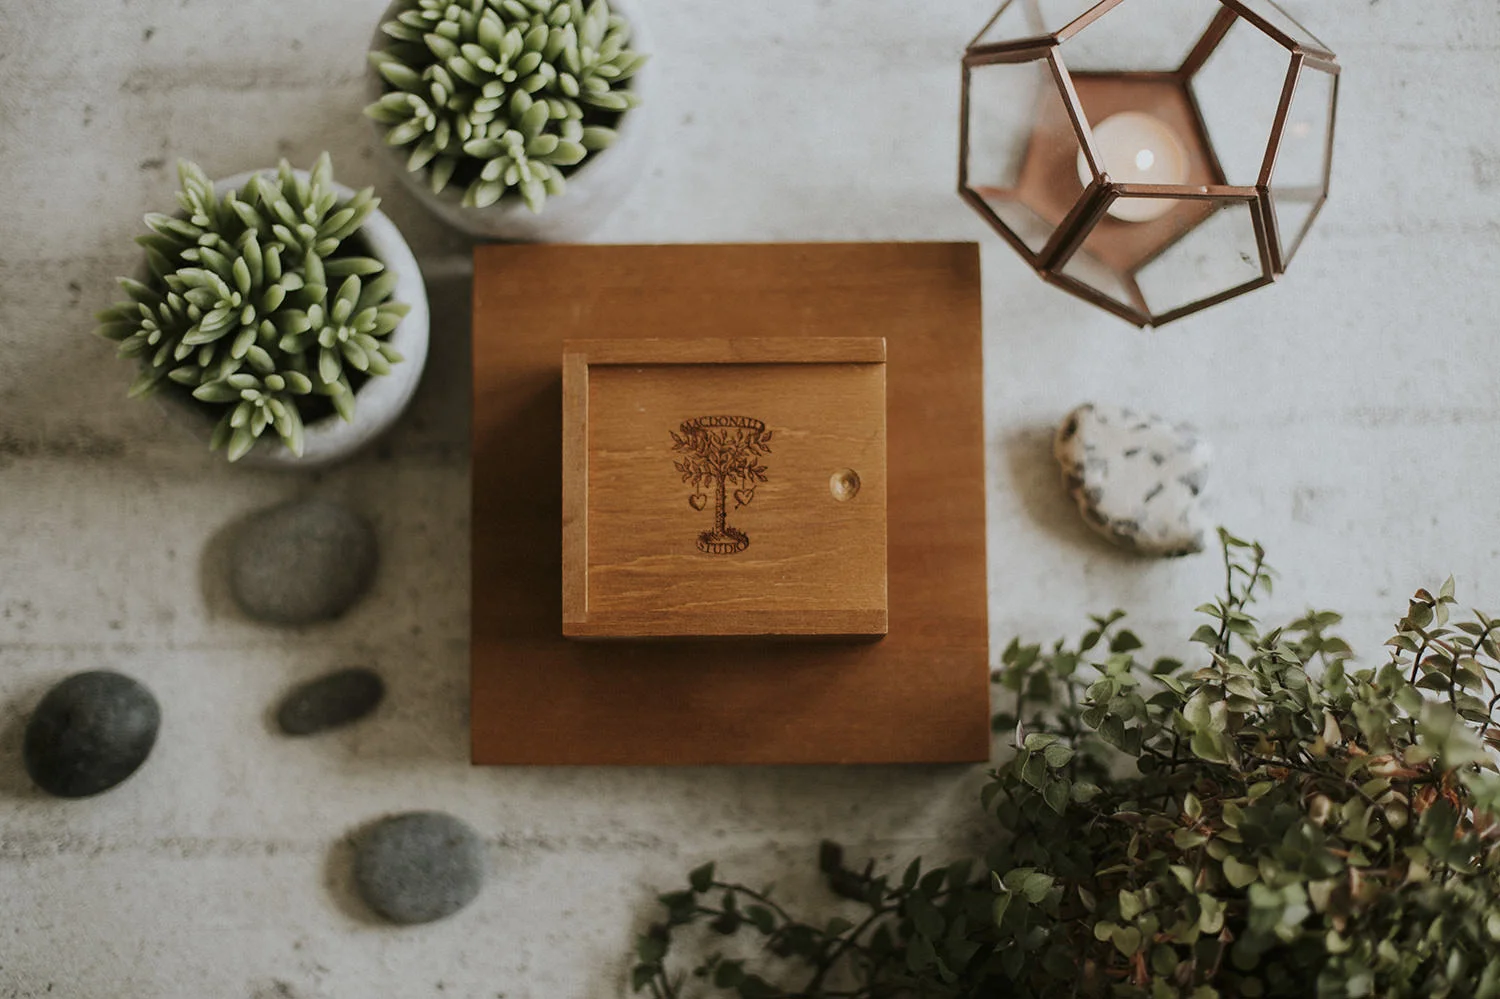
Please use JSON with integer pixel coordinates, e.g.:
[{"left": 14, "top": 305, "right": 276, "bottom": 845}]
[
  {"left": 354, "top": 812, "right": 485, "bottom": 924},
  {"left": 229, "top": 498, "right": 378, "bottom": 625},
  {"left": 276, "top": 668, "right": 385, "bottom": 736},
  {"left": 1054, "top": 404, "right": 1211, "bottom": 557},
  {"left": 24, "top": 671, "right": 160, "bottom": 798}
]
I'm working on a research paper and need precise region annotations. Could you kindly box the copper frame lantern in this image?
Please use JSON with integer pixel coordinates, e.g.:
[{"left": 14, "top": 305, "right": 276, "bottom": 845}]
[{"left": 960, "top": 0, "right": 1339, "bottom": 326}]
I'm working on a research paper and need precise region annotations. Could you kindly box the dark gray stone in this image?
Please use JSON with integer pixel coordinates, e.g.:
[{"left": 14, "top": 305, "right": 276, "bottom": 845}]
[
  {"left": 276, "top": 668, "right": 385, "bottom": 736},
  {"left": 229, "top": 498, "right": 378, "bottom": 625},
  {"left": 354, "top": 812, "right": 485, "bottom": 925},
  {"left": 24, "top": 671, "right": 160, "bottom": 798}
]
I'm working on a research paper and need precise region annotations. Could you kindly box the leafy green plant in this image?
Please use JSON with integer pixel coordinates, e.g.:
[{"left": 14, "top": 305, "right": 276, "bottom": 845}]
[
  {"left": 96, "top": 155, "right": 408, "bottom": 461},
  {"left": 635, "top": 532, "right": 1500, "bottom": 998},
  {"left": 366, "top": 0, "right": 647, "bottom": 212}
]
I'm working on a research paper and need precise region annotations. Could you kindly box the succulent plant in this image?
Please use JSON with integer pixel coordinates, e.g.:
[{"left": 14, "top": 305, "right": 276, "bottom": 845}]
[
  {"left": 366, "top": 0, "right": 647, "bottom": 213},
  {"left": 96, "top": 155, "right": 408, "bottom": 461}
]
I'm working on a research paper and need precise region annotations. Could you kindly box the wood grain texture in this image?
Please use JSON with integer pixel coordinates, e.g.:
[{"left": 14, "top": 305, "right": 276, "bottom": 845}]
[
  {"left": 564, "top": 338, "right": 888, "bottom": 638},
  {"left": 561, "top": 350, "right": 590, "bottom": 627},
  {"left": 567, "top": 337, "right": 889, "bottom": 365},
  {"left": 472, "top": 242, "right": 989, "bottom": 765}
]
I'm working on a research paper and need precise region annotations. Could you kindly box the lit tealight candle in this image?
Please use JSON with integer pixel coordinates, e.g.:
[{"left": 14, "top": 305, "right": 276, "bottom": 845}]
[{"left": 1075, "top": 111, "right": 1191, "bottom": 223}]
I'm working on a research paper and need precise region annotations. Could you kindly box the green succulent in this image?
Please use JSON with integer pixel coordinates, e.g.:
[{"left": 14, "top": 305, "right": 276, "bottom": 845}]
[
  {"left": 637, "top": 532, "right": 1500, "bottom": 998},
  {"left": 366, "top": 0, "right": 647, "bottom": 213},
  {"left": 96, "top": 154, "right": 409, "bottom": 461}
]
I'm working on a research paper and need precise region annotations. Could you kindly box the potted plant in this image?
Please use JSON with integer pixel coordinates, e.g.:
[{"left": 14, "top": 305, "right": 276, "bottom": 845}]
[
  {"left": 636, "top": 532, "right": 1500, "bottom": 998},
  {"left": 96, "top": 154, "right": 429, "bottom": 466},
  {"left": 365, "top": 0, "right": 652, "bottom": 241}
]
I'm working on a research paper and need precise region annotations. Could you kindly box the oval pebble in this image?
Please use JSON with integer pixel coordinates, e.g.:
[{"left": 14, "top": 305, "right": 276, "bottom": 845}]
[
  {"left": 24, "top": 671, "right": 160, "bottom": 798},
  {"left": 276, "top": 668, "right": 385, "bottom": 736},
  {"left": 353, "top": 812, "right": 485, "bottom": 925},
  {"left": 229, "top": 498, "right": 378, "bottom": 625}
]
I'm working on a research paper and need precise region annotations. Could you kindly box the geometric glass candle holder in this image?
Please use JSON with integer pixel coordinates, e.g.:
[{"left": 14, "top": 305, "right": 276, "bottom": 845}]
[{"left": 960, "top": 0, "right": 1339, "bottom": 326}]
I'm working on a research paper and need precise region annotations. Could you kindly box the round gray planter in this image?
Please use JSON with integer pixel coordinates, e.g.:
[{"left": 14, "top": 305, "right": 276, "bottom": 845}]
[
  {"left": 153, "top": 169, "right": 430, "bottom": 468},
  {"left": 365, "top": 0, "right": 655, "bottom": 241}
]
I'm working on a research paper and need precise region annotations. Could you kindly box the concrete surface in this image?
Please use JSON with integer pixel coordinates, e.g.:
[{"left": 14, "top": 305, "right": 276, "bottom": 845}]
[{"left": 2, "top": 0, "right": 1498, "bottom": 996}]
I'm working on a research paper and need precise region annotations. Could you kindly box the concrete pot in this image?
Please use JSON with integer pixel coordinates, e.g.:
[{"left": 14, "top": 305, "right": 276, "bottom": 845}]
[
  {"left": 154, "top": 168, "right": 430, "bottom": 468},
  {"left": 365, "top": 0, "right": 655, "bottom": 242}
]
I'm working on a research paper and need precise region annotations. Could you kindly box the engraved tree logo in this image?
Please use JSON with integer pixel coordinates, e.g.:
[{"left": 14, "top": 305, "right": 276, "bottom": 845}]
[{"left": 671, "top": 416, "right": 772, "bottom": 555}]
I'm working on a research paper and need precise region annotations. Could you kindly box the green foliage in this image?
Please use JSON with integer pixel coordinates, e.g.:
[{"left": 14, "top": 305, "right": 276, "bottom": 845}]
[
  {"left": 634, "top": 531, "right": 1500, "bottom": 998},
  {"left": 96, "top": 155, "right": 408, "bottom": 461},
  {"left": 366, "top": 0, "right": 647, "bottom": 213}
]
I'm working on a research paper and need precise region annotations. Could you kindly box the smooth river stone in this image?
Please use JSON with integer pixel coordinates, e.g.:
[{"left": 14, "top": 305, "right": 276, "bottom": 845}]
[
  {"left": 276, "top": 667, "right": 385, "bottom": 735},
  {"left": 1054, "top": 403, "right": 1211, "bottom": 557},
  {"left": 354, "top": 812, "right": 485, "bottom": 925},
  {"left": 229, "top": 498, "right": 378, "bottom": 625},
  {"left": 24, "top": 671, "right": 160, "bottom": 798}
]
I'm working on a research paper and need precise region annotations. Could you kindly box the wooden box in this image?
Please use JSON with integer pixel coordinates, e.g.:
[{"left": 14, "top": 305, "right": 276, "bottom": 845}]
[
  {"left": 562, "top": 337, "right": 888, "bottom": 638},
  {"left": 472, "top": 242, "right": 989, "bottom": 765}
]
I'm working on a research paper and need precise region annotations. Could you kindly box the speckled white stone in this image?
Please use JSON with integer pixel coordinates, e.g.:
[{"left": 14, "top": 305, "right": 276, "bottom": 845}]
[{"left": 1055, "top": 404, "right": 1212, "bottom": 557}]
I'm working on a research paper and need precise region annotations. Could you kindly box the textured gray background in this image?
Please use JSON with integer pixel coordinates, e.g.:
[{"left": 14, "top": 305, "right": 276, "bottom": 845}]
[{"left": 2, "top": 1, "right": 1498, "bottom": 996}]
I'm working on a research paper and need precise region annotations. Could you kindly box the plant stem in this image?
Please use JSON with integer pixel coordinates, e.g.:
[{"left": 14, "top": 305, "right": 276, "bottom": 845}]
[
  {"left": 803, "top": 906, "right": 896, "bottom": 994},
  {"left": 712, "top": 882, "right": 797, "bottom": 925},
  {"left": 1479, "top": 689, "right": 1500, "bottom": 744},
  {"left": 1409, "top": 638, "right": 1429, "bottom": 686}
]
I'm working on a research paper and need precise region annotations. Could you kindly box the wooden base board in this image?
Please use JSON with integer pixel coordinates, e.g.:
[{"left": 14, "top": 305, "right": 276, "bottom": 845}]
[{"left": 471, "top": 242, "right": 989, "bottom": 765}]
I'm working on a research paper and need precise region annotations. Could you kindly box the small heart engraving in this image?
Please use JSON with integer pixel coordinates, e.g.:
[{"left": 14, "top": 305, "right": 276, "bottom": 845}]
[
  {"left": 733, "top": 488, "right": 755, "bottom": 508},
  {"left": 688, "top": 493, "right": 707, "bottom": 511}
]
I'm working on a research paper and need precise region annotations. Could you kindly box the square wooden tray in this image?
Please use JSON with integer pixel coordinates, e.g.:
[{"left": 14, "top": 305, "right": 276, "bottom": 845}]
[
  {"left": 472, "top": 242, "right": 989, "bottom": 765},
  {"left": 562, "top": 337, "right": 889, "bottom": 639}
]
